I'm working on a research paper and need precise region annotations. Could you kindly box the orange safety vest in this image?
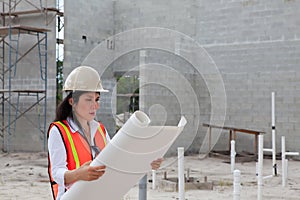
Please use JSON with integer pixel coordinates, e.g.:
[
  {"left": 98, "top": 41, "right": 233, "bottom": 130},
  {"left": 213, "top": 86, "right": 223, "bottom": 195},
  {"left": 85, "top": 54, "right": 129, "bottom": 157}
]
[{"left": 47, "top": 120, "right": 107, "bottom": 200}]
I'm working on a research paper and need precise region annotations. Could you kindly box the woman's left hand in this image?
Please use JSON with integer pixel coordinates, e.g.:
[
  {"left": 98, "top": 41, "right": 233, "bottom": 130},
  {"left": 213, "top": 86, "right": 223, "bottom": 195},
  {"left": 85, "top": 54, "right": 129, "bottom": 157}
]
[{"left": 150, "top": 158, "right": 164, "bottom": 170}]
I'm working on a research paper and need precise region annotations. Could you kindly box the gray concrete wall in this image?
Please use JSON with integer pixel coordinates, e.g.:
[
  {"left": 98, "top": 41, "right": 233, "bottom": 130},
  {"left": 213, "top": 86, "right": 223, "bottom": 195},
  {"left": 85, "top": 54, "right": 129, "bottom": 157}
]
[
  {"left": 64, "top": 0, "right": 117, "bottom": 136},
  {"left": 64, "top": 0, "right": 300, "bottom": 155},
  {"left": 64, "top": 0, "right": 115, "bottom": 71},
  {"left": 0, "top": 0, "right": 57, "bottom": 151},
  {"left": 197, "top": 0, "right": 300, "bottom": 153}
]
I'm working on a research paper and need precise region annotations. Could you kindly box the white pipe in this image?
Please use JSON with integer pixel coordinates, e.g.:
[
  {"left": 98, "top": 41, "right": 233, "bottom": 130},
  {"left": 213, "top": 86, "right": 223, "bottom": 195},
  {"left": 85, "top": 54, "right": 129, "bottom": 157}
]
[
  {"left": 233, "top": 170, "right": 241, "bottom": 200},
  {"left": 263, "top": 175, "right": 273, "bottom": 180},
  {"left": 255, "top": 162, "right": 258, "bottom": 177},
  {"left": 282, "top": 158, "right": 288, "bottom": 188},
  {"left": 271, "top": 92, "right": 275, "bottom": 131},
  {"left": 286, "top": 152, "right": 300, "bottom": 156},
  {"left": 178, "top": 147, "right": 185, "bottom": 200},
  {"left": 271, "top": 92, "right": 277, "bottom": 176},
  {"left": 186, "top": 168, "right": 190, "bottom": 182},
  {"left": 257, "top": 135, "right": 263, "bottom": 200},
  {"left": 152, "top": 170, "right": 156, "bottom": 190},
  {"left": 231, "top": 140, "right": 236, "bottom": 173},
  {"left": 281, "top": 136, "right": 299, "bottom": 187},
  {"left": 271, "top": 131, "right": 276, "bottom": 176},
  {"left": 285, "top": 159, "right": 288, "bottom": 186},
  {"left": 282, "top": 136, "right": 286, "bottom": 187},
  {"left": 263, "top": 148, "right": 272, "bottom": 152}
]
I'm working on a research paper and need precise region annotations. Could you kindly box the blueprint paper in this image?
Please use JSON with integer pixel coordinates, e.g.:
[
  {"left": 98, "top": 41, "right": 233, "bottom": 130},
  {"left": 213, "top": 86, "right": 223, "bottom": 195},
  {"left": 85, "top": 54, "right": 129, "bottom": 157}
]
[{"left": 61, "top": 111, "right": 187, "bottom": 200}]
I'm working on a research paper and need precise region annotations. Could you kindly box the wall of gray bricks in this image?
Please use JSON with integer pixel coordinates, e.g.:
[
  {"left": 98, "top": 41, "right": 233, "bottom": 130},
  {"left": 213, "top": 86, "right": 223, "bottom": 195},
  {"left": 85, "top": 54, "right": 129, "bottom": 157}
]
[{"left": 65, "top": 0, "right": 300, "bottom": 155}]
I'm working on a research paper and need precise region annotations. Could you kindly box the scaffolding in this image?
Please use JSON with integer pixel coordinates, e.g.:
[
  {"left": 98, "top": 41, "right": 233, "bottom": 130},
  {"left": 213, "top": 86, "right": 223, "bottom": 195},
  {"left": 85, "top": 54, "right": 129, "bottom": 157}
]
[{"left": 0, "top": 0, "right": 62, "bottom": 152}]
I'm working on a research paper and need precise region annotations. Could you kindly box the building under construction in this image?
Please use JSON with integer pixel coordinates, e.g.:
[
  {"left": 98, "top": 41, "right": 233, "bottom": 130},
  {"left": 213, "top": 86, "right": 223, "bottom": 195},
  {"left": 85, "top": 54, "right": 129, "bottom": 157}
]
[
  {"left": 1, "top": 0, "right": 300, "bottom": 155},
  {"left": 64, "top": 0, "right": 300, "bottom": 155}
]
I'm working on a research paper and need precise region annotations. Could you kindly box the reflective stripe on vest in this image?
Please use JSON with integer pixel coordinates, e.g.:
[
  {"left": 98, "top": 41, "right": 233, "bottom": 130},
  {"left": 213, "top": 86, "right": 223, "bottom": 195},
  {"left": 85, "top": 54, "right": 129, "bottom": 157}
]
[
  {"left": 97, "top": 125, "right": 107, "bottom": 146},
  {"left": 56, "top": 121, "right": 81, "bottom": 169}
]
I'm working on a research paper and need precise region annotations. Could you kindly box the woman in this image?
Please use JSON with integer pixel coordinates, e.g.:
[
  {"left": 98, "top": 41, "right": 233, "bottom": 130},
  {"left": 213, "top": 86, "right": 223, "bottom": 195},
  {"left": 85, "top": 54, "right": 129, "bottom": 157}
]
[{"left": 47, "top": 66, "right": 162, "bottom": 200}]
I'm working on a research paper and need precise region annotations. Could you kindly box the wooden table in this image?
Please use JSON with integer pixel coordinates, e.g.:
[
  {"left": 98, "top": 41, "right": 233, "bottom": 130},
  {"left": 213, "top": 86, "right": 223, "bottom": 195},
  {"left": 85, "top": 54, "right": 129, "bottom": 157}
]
[{"left": 203, "top": 123, "right": 265, "bottom": 155}]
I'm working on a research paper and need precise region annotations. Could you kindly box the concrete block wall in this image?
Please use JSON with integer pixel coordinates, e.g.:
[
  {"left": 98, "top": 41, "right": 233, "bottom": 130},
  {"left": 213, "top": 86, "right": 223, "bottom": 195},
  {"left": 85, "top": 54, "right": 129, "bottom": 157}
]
[
  {"left": 65, "top": 0, "right": 300, "bottom": 154},
  {"left": 64, "top": 0, "right": 115, "bottom": 72},
  {"left": 199, "top": 0, "right": 300, "bottom": 153},
  {"left": 140, "top": 63, "right": 211, "bottom": 156},
  {"left": 64, "top": 0, "right": 117, "bottom": 136},
  {"left": 139, "top": 50, "right": 211, "bottom": 155}
]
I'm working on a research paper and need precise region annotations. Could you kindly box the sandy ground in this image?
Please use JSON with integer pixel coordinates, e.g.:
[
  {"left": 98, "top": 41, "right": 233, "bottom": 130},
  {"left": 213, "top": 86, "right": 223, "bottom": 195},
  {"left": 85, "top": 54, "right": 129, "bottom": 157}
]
[{"left": 0, "top": 152, "right": 300, "bottom": 200}]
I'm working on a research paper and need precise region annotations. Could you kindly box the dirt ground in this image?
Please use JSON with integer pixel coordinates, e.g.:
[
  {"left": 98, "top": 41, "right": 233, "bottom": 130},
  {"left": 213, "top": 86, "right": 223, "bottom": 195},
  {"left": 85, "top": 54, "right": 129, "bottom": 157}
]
[{"left": 0, "top": 152, "right": 300, "bottom": 200}]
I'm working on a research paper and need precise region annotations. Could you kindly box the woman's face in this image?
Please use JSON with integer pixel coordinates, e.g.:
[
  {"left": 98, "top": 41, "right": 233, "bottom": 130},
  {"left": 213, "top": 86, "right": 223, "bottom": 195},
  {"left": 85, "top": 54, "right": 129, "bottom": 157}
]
[{"left": 71, "top": 92, "right": 100, "bottom": 122}]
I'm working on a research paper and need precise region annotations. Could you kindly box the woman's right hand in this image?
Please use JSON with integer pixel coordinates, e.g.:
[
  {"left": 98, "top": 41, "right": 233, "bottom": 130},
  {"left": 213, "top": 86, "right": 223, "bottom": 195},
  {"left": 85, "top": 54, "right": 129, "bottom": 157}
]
[
  {"left": 77, "top": 161, "right": 106, "bottom": 181},
  {"left": 64, "top": 161, "right": 106, "bottom": 185}
]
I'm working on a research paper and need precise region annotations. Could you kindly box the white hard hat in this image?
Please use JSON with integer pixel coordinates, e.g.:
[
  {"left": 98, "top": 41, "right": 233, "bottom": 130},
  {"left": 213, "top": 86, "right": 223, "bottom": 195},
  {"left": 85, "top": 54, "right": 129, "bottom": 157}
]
[{"left": 63, "top": 66, "right": 108, "bottom": 92}]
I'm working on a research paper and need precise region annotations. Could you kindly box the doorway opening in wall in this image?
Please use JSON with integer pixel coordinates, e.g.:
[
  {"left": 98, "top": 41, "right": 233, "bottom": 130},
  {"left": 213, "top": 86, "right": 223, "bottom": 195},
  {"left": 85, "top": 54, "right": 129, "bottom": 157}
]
[{"left": 115, "top": 72, "right": 139, "bottom": 131}]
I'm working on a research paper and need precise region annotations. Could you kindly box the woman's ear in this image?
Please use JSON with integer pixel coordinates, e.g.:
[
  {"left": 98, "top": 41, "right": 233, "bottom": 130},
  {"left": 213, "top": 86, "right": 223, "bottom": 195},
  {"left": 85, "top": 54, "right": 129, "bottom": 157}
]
[{"left": 68, "top": 98, "right": 74, "bottom": 106}]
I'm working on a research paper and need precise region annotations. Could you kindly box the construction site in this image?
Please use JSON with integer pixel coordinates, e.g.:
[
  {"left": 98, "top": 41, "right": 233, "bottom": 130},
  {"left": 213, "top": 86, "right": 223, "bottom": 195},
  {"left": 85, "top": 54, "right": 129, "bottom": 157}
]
[
  {"left": 0, "top": 0, "right": 300, "bottom": 155},
  {"left": 0, "top": 0, "right": 300, "bottom": 199}
]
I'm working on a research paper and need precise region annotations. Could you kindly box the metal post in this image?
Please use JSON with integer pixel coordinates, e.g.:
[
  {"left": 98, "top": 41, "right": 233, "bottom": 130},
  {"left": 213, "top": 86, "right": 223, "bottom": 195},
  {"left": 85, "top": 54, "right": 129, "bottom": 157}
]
[
  {"left": 139, "top": 175, "right": 147, "bottom": 200},
  {"left": 152, "top": 170, "right": 156, "bottom": 190},
  {"left": 7, "top": 0, "right": 13, "bottom": 152}
]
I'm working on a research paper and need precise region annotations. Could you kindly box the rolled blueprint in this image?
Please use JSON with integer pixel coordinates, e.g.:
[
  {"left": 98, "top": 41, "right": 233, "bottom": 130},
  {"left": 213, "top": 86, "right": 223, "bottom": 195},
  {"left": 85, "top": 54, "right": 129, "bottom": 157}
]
[{"left": 61, "top": 110, "right": 187, "bottom": 200}]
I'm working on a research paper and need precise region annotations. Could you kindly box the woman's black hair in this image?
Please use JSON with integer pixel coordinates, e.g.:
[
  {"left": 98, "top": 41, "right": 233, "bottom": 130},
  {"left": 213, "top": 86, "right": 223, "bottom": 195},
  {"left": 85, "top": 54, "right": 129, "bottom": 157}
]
[{"left": 54, "top": 91, "right": 86, "bottom": 122}]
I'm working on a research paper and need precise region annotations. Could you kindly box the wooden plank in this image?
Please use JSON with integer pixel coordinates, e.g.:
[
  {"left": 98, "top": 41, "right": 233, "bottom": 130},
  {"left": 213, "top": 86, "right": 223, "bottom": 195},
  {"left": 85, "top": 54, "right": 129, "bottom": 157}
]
[
  {"left": 0, "top": 89, "right": 10, "bottom": 93},
  {"left": 202, "top": 123, "right": 265, "bottom": 135},
  {"left": 12, "top": 89, "right": 45, "bottom": 93},
  {"left": 0, "top": 25, "right": 50, "bottom": 36},
  {"left": 0, "top": 89, "right": 45, "bottom": 93},
  {"left": 203, "top": 123, "right": 266, "bottom": 156},
  {"left": 1, "top": 7, "right": 63, "bottom": 17}
]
